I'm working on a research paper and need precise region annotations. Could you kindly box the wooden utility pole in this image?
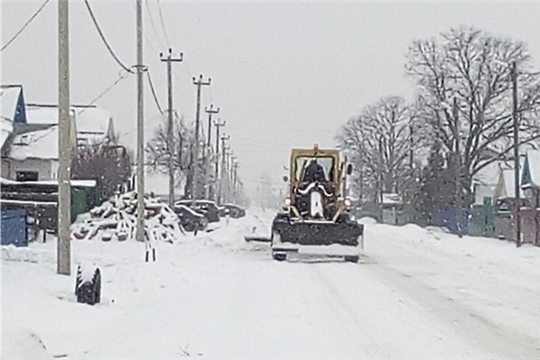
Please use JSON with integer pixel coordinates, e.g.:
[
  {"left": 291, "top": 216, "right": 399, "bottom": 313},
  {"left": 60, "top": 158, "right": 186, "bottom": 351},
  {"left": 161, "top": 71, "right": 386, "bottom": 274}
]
[
  {"left": 214, "top": 119, "right": 226, "bottom": 203},
  {"left": 160, "top": 48, "right": 183, "bottom": 208},
  {"left": 57, "top": 0, "right": 71, "bottom": 275},
  {"left": 453, "top": 97, "right": 462, "bottom": 237},
  {"left": 204, "top": 104, "right": 220, "bottom": 199},
  {"left": 191, "top": 74, "right": 211, "bottom": 200},
  {"left": 136, "top": 0, "right": 145, "bottom": 243},
  {"left": 512, "top": 61, "right": 522, "bottom": 247}
]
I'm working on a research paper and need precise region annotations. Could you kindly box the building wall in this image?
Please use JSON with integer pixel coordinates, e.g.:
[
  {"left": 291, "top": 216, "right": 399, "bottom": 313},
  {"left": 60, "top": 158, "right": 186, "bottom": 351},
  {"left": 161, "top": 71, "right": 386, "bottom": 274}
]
[{"left": 1, "top": 158, "right": 56, "bottom": 181}]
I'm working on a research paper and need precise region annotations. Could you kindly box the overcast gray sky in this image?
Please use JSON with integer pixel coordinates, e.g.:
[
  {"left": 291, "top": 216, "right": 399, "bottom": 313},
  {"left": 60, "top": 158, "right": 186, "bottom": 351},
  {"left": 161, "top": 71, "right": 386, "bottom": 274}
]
[{"left": 3, "top": 1, "right": 540, "bottom": 197}]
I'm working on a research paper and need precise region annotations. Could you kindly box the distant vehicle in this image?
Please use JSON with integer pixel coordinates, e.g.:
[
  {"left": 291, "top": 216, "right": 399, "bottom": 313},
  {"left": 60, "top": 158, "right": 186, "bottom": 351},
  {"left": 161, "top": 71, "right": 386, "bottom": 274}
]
[
  {"left": 175, "top": 199, "right": 220, "bottom": 223},
  {"left": 219, "top": 203, "right": 246, "bottom": 218},
  {"left": 173, "top": 204, "right": 208, "bottom": 232}
]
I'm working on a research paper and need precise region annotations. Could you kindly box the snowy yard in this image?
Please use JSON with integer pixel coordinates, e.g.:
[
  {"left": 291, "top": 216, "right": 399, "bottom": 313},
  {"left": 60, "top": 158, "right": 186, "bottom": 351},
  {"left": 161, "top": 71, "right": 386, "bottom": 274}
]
[{"left": 2, "top": 208, "right": 540, "bottom": 359}]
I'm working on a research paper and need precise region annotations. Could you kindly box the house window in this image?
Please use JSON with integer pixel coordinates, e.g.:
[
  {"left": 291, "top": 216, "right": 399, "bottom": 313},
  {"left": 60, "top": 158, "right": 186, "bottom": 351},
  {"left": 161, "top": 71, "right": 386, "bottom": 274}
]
[{"left": 16, "top": 171, "right": 38, "bottom": 182}]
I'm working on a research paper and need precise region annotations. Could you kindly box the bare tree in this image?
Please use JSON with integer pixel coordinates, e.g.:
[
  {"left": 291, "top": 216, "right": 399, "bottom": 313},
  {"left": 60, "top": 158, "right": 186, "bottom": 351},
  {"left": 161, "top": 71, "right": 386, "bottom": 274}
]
[
  {"left": 145, "top": 115, "right": 196, "bottom": 198},
  {"left": 339, "top": 96, "right": 419, "bottom": 202},
  {"left": 406, "top": 27, "right": 540, "bottom": 202},
  {"left": 72, "top": 140, "right": 132, "bottom": 202}
]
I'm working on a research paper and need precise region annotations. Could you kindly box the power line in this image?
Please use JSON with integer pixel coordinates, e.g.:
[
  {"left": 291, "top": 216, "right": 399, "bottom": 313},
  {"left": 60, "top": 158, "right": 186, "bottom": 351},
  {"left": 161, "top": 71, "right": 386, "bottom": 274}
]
[
  {"left": 144, "top": 0, "right": 166, "bottom": 49},
  {"left": 83, "top": 0, "right": 134, "bottom": 74},
  {"left": 77, "top": 70, "right": 130, "bottom": 115},
  {"left": 120, "top": 113, "right": 164, "bottom": 137},
  {"left": 1, "top": 0, "right": 51, "bottom": 52},
  {"left": 155, "top": 0, "right": 171, "bottom": 45},
  {"left": 147, "top": 70, "right": 164, "bottom": 113}
]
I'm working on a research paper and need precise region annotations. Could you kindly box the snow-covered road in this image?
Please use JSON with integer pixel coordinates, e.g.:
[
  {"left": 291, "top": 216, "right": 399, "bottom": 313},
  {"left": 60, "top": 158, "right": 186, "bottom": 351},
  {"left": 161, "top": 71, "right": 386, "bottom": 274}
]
[{"left": 2, "top": 209, "right": 540, "bottom": 359}]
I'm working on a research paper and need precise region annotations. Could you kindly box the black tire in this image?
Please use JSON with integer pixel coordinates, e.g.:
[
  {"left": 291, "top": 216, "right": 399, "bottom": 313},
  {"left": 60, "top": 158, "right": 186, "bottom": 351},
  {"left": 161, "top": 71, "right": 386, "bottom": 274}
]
[
  {"left": 86, "top": 284, "right": 97, "bottom": 305},
  {"left": 93, "top": 269, "right": 101, "bottom": 304},
  {"left": 344, "top": 255, "right": 359, "bottom": 263},
  {"left": 272, "top": 252, "right": 287, "bottom": 261}
]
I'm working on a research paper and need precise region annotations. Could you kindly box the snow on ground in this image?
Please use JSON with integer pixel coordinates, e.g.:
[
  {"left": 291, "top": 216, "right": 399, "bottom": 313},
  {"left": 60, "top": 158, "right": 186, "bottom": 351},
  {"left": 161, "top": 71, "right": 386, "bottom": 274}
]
[{"left": 2, "top": 208, "right": 540, "bottom": 359}]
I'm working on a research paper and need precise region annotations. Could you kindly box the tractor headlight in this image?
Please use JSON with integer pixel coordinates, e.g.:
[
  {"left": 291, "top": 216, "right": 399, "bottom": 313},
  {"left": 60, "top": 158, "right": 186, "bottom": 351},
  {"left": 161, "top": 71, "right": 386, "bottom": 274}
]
[{"left": 282, "top": 198, "right": 291, "bottom": 211}]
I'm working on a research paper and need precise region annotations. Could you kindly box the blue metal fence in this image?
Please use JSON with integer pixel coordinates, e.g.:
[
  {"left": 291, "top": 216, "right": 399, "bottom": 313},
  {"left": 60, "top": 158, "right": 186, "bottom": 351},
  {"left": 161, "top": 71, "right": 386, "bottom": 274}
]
[{"left": 1, "top": 209, "right": 28, "bottom": 246}]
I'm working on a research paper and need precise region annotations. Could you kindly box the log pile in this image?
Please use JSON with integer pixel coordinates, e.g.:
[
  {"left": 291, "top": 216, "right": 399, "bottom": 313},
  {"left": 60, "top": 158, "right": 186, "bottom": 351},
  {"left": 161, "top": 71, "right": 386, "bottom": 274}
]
[{"left": 71, "top": 192, "right": 184, "bottom": 243}]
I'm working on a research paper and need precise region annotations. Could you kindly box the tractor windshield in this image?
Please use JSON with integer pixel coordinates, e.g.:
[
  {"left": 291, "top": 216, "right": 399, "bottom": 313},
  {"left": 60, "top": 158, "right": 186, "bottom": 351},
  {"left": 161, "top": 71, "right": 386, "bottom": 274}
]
[{"left": 295, "top": 156, "right": 334, "bottom": 182}]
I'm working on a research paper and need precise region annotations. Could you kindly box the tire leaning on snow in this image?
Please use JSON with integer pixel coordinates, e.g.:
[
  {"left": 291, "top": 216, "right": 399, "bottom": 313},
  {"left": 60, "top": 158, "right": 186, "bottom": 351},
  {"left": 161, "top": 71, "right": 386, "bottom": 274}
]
[{"left": 75, "top": 264, "right": 102, "bottom": 305}]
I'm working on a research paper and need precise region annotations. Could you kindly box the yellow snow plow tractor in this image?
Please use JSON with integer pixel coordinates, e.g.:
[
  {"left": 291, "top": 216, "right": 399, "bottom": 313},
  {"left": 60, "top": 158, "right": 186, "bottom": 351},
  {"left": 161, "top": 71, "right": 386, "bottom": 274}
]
[{"left": 247, "top": 145, "right": 364, "bottom": 262}]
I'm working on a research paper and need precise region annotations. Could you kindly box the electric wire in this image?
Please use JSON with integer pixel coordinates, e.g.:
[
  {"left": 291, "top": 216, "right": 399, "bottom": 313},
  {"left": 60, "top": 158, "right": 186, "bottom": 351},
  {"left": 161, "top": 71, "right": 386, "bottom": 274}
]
[
  {"left": 145, "top": 0, "right": 167, "bottom": 49},
  {"left": 1, "top": 0, "right": 51, "bottom": 52},
  {"left": 155, "top": 0, "right": 171, "bottom": 45},
  {"left": 77, "top": 70, "right": 131, "bottom": 115},
  {"left": 147, "top": 71, "right": 164, "bottom": 114},
  {"left": 83, "top": 0, "right": 134, "bottom": 74}
]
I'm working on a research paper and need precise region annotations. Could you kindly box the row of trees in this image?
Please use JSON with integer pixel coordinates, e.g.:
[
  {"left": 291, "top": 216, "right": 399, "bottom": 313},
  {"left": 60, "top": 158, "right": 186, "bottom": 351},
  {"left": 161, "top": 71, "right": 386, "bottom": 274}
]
[{"left": 339, "top": 27, "right": 540, "bottom": 222}]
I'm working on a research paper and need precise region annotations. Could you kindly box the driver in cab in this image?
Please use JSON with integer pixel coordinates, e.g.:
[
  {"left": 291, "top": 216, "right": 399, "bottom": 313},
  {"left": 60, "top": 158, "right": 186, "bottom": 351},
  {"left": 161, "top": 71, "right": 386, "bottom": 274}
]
[{"left": 303, "top": 159, "right": 327, "bottom": 183}]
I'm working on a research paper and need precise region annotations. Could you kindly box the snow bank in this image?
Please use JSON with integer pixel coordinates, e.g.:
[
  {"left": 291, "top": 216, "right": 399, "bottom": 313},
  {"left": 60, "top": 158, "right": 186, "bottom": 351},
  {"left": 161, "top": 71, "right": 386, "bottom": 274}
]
[{"left": 1, "top": 244, "right": 53, "bottom": 264}]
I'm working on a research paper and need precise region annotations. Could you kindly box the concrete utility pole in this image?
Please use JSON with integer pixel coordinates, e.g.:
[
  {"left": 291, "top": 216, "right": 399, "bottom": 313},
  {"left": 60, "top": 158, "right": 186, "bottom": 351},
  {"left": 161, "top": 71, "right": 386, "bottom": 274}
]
[
  {"left": 220, "top": 136, "right": 230, "bottom": 202},
  {"left": 226, "top": 151, "right": 234, "bottom": 203},
  {"left": 136, "top": 0, "right": 145, "bottom": 243},
  {"left": 512, "top": 61, "right": 522, "bottom": 247},
  {"left": 214, "top": 119, "right": 226, "bottom": 203},
  {"left": 160, "top": 48, "right": 183, "bottom": 208},
  {"left": 204, "top": 104, "right": 220, "bottom": 198},
  {"left": 232, "top": 160, "right": 239, "bottom": 201},
  {"left": 453, "top": 97, "right": 462, "bottom": 238},
  {"left": 191, "top": 74, "right": 211, "bottom": 200},
  {"left": 57, "top": 0, "right": 71, "bottom": 275}
]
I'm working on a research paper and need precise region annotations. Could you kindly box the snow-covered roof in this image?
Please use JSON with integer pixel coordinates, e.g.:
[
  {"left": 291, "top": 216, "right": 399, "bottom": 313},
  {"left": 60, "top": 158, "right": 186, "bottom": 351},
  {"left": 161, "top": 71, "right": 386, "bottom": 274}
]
[
  {"left": 1, "top": 86, "right": 21, "bottom": 148},
  {"left": 25, "top": 104, "right": 114, "bottom": 143},
  {"left": 473, "top": 160, "right": 515, "bottom": 187},
  {"left": 494, "top": 169, "right": 524, "bottom": 200},
  {"left": 522, "top": 150, "right": 540, "bottom": 189},
  {"left": 9, "top": 125, "right": 58, "bottom": 160},
  {"left": 0, "top": 86, "right": 21, "bottom": 122},
  {"left": 25, "top": 105, "right": 60, "bottom": 125},
  {"left": 74, "top": 105, "right": 113, "bottom": 135}
]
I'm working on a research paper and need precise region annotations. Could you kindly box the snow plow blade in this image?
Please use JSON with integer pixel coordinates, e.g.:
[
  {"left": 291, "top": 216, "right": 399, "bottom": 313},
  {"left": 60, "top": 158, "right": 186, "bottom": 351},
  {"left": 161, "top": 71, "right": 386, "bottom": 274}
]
[
  {"left": 273, "top": 220, "right": 363, "bottom": 246},
  {"left": 244, "top": 236, "right": 272, "bottom": 243}
]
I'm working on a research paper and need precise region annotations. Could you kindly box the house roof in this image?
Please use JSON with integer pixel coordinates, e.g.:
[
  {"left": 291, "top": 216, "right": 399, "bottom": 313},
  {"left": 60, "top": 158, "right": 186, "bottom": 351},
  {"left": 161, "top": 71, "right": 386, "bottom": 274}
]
[
  {"left": 0, "top": 85, "right": 23, "bottom": 123},
  {"left": 494, "top": 169, "right": 524, "bottom": 199},
  {"left": 9, "top": 125, "right": 59, "bottom": 160},
  {"left": 1, "top": 86, "right": 22, "bottom": 149},
  {"left": 25, "top": 104, "right": 114, "bottom": 143},
  {"left": 521, "top": 150, "right": 540, "bottom": 189}
]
